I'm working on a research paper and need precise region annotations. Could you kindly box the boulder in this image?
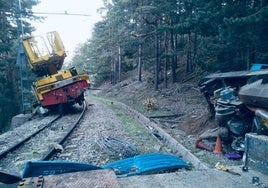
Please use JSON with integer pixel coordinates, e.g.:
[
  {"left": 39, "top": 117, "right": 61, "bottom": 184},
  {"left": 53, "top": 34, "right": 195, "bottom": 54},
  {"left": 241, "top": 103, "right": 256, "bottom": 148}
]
[{"left": 10, "top": 113, "right": 32, "bottom": 130}]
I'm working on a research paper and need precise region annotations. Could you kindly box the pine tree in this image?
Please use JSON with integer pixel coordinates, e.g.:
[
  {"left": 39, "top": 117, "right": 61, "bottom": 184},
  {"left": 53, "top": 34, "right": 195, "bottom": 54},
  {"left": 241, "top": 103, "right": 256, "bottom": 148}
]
[{"left": 0, "top": 0, "right": 39, "bottom": 132}]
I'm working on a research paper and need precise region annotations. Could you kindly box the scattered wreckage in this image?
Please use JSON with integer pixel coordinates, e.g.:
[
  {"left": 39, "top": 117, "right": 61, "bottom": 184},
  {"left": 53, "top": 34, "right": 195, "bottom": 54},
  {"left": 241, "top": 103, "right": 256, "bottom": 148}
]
[{"left": 199, "top": 64, "right": 268, "bottom": 153}]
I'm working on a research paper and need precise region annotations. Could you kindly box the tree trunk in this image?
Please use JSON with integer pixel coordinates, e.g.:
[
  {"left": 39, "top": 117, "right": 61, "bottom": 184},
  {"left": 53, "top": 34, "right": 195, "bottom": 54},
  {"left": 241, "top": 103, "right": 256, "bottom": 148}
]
[
  {"left": 110, "top": 60, "right": 115, "bottom": 84},
  {"left": 138, "top": 44, "right": 142, "bottom": 82},
  {"left": 171, "top": 31, "right": 177, "bottom": 83},
  {"left": 193, "top": 33, "right": 197, "bottom": 71},
  {"left": 164, "top": 31, "right": 169, "bottom": 88},
  {"left": 118, "top": 46, "right": 121, "bottom": 82},
  {"left": 154, "top": 33, "right": 159, "bottom": 91},
  {"left": 186, "top": 33, "right": 192, "bottom": 73},
  {"left": 164, "top": 57, "right": 168, "bottom": 88},
  {"left": 114, "top": 57, "right": 118, "bottom": 83}
]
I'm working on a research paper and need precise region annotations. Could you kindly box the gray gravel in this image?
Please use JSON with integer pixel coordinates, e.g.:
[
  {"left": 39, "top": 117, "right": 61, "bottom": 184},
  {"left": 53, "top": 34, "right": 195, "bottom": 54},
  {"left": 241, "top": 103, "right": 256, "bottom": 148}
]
[
  {"left": 53, "top": 97, "right": 167, "bottom": 166},
  {"left": 0, "top": 108, "right": 83, "bottom": 173},
  {"left": 0, "top": 115, "right": 58, "bottom": 154},
  {"left": 57, "top": 96, "right": 268, "bottom": 187}
]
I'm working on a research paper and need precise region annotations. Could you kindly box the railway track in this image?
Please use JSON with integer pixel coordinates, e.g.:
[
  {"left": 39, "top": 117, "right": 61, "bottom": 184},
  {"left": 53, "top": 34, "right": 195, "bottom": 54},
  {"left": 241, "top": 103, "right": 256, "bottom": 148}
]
[
  {"left": 1, "top": 97, "right": 263, "bottom": 188},
  {"left": 0, "top": 102, "right": 87, "bottom": 174}
]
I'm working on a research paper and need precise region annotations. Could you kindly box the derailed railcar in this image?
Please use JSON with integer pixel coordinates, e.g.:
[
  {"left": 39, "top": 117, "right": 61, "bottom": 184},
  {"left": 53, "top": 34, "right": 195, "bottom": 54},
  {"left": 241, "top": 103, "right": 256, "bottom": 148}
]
[
  {"left": 22, "top": 31, "right": 90, "bottom": 110},
  {"left": 32, "top": 67, "right": 90, "bottom": 108}
]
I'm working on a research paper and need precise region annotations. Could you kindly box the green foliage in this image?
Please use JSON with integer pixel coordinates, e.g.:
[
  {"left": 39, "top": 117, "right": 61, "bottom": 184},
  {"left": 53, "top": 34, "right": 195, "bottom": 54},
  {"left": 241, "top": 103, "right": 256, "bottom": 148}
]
[
  {"left": 196, "top": 0, "right": 268, "bottom": 71},
  {"left": 71, "top": 0, "right": 268, "bottom": 87}
]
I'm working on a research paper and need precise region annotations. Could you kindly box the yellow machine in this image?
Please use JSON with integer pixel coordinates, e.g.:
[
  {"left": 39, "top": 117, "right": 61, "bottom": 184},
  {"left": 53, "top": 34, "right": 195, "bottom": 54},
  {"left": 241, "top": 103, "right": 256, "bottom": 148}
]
[
  {"left": 22, "top": 31, "right": 66, "bottom": 76},
  {"left": 22, "top": 31, "right": 90, "bottom": 108}
]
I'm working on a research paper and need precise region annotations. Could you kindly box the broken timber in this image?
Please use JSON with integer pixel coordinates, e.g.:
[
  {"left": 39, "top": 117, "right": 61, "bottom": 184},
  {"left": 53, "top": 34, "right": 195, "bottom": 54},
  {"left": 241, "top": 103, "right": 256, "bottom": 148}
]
[{"left": 149, "top": 114, "right": 184, "bottom": 119}]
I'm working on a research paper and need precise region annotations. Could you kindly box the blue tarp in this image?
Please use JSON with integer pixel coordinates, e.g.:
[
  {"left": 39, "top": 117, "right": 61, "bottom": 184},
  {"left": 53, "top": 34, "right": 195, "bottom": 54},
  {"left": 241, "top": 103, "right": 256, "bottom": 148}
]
[
  {"left": 250, "top": 64, "right": 268, "bottom": 71},
  {"left": 22, "top": 161, "right": 101, "bottom": 178},
  {"left": 21, "top": 153, "right": 190, "bottom": 178},
  {"left": 102, "top": 153, "right": 190, "bottom": 177}
]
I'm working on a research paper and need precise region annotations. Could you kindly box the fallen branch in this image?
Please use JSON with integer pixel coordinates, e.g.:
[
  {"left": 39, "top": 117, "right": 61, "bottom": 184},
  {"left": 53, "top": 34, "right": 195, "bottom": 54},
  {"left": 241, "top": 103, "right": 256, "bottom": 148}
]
[
  {"left": 158, "top": 119, "right": 183, "bottom": 124},
  {"left": 182, "top": 75, "right": 195, "bottom": 83},
  {"left": 149, "top": 114, "right": 184, "bottom": 119}
]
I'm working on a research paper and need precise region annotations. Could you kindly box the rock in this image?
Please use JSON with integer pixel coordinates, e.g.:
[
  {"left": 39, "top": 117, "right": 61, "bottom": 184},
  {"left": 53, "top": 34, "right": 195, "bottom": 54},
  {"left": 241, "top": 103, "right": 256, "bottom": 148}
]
[
  {"left": 10, "top": 113, "right": 32, "bottom": 130},
  {"left": 199, "top": 127, "right": 229, "bottom": 141},
  {"left": 54, "top": 143, "right": 64, "bottom": 152},
  {"left": 153, "top": 145, "right": 162, "bottom": 151},
  {"left": 59, "top": 153, "right": 72, "bottom": 158},
  {"left": 64, "top": 144, "right": 78, "bottom": 150}
]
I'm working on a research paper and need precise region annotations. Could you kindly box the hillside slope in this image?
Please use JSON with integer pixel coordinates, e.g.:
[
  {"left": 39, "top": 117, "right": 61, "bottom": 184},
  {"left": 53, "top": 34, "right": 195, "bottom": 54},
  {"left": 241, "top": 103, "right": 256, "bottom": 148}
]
[
  {"left": 98, "top": 70, "right": 213, "bottom": 137},
  {"left": 97, "top": 68, "right": 265, "bottom": 169}
]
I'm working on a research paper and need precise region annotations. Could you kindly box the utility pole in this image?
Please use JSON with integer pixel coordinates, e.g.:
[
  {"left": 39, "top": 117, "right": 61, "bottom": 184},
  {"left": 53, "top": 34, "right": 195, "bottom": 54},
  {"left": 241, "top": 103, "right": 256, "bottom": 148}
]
[{"left": 17, "top": 0, "right": 30, "bottom": 113}]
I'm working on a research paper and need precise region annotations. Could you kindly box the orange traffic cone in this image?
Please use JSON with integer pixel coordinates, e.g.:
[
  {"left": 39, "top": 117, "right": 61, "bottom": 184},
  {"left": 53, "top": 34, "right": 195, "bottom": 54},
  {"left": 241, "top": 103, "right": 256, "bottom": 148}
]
[{"left": 213, "top": 135, "right": 223, "bottom": 154}]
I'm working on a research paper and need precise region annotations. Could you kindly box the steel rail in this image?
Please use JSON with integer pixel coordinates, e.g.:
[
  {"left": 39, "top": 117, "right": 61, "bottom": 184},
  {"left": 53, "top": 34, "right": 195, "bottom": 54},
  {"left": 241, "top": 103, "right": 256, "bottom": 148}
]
[
  {"left": 0, "top": 115, "right": 61, "bottom": 160},
  {"left": 41, "top": 101, "right": 87, "bottom": 160},
  {"left": 0, "top": 103, "right": 86, "bottom": 184}
]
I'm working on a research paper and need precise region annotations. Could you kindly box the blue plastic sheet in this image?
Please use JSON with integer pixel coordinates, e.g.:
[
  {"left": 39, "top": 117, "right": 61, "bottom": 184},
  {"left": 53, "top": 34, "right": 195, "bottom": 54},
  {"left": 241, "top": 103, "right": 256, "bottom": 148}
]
[
  {"left": 22, "top": 160, "right": 101, "bottom": 178},
  {"left": 102, "top": 153, "right": 190, "bottom": 177},
  {"left": 22, "top": 153, "right": 190, "bottom": 178}
]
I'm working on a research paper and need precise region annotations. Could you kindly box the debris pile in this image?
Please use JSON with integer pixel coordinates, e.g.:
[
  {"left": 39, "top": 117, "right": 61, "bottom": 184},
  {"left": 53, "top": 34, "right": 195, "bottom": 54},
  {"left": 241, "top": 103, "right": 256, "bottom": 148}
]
[
  {"left": 198, "top": 65, "right": 268, "bottom": 174},
  {"left": 199, "top": 66, "right": 268, "bottom": 151}
]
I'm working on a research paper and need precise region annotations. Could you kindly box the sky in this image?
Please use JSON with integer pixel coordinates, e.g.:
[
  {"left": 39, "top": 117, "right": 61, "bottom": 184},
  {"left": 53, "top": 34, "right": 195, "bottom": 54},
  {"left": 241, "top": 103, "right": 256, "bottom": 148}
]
[{"left": 32, "top": 0, "right": 104, "bottom": 61}]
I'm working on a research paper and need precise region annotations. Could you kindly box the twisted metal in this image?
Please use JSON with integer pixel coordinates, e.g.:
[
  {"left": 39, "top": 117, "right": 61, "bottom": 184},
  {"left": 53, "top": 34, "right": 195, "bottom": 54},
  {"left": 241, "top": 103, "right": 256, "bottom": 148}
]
[{"left": 97, "top": 136, "right": 138, "bottom": 158}]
